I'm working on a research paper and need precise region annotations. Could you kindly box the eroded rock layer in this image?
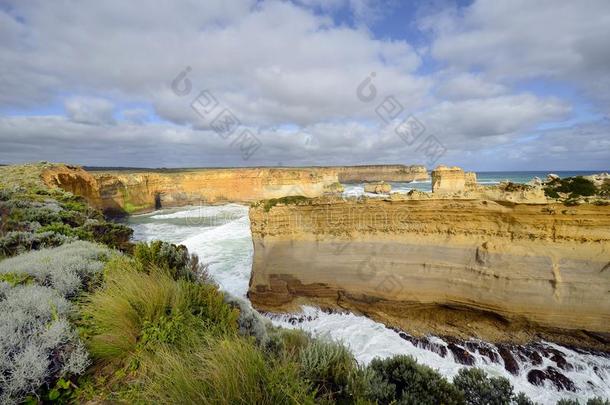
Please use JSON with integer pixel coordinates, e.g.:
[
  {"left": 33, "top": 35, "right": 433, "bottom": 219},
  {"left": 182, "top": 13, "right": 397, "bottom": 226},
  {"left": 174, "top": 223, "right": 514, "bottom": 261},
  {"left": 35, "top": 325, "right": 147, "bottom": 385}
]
[
  {"left": 42, "top": 165, "right": 340, "bottom": 215},
  {"left": 248, "top": 196, "right": 610, "bottom": 347},
  {"left": 332, "top": 164, "right": 428, "bottom": 183}
]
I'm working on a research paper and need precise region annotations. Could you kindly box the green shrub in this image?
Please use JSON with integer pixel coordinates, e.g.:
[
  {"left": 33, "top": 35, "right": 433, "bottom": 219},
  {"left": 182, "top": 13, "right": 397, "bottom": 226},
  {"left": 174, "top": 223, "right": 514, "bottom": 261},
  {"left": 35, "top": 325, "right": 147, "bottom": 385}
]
[
  {"left": 141, "top": 336, "right": 315, "bottom": 405},
  {"left": 0, "top": 231, "right": 70, "bottom": 258},
  {"left": 586, "top": 397, "right": 610, "bottom": 405},
  {"left": 514, "top": 391, "right": 537, "bottom": 405},
  {"left": 453, "top": 367, "right": 513, "bottom": 405},
  {"left": 37, "top": 222, "right": 94, "bottom": 240},
  {"left": 263, "top": 196, "right": 311, "bottom": 212},
  {"left": 133, "top": 240, "right": 206, "bottom": 281},
  {"left": 81, "top": 256, "right": 238, "bottom": 369},
  {"left": 557, "top": 176, "right": 597, "bottom": 196},
  {"left": 298, "top": 338, "right": 361, "bottom": 402},
  {"left": 367, "top": 355, "right": 463, "bottom": 405},
  {"left": 83, "top": 221, "right": 133, "bottom": 250},
  {"left": 544, "top": 187, "right": 560, "bottom": 199}
]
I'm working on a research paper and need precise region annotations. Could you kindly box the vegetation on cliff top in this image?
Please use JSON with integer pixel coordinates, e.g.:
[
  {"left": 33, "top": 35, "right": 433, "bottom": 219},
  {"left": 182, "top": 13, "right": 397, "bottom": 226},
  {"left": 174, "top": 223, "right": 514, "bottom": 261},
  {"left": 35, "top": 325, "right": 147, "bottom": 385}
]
[
  {"left": 543, "top": 176, "right": 608, "bottom": 204},
  {"left": 0, "top": 164, "right": 133, "bottom": 258},
  {"left": 259, "top": 195, "right": 313, "bottom": 212}
]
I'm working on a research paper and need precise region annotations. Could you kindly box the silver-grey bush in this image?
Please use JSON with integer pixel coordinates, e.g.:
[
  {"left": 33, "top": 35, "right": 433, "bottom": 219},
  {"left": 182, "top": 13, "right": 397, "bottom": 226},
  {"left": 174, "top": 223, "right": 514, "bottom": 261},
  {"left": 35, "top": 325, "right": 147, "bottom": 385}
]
[
  {"left": 0, "top": 241, "right": 112, "bottom": 404},
  {"left": 0, "top": 241, "right": 112, "bottom": 298}
]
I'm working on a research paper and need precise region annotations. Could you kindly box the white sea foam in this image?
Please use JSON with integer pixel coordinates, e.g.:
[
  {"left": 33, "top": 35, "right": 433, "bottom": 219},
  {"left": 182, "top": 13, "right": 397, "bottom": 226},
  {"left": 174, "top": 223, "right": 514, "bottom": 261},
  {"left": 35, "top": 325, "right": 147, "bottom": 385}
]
[{"left": 128, "top": 204, "right": 610, "bottom": 404}]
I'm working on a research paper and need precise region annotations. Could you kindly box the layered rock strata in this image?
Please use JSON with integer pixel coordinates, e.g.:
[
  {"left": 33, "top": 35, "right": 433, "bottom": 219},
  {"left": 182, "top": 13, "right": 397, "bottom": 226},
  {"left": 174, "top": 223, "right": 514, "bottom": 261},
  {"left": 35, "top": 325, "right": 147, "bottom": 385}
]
[
  {"left": 42, "top": 165, "right": 339, "bottom": 215},
  {"left": 248, "top": 194, "right": 610, "bottom": 348},
  {"left": 431, "top": 165, "right": 477, "bottom": 193},
  {"left": 331, "top": 164, "right": 428, "bottom": 183}
]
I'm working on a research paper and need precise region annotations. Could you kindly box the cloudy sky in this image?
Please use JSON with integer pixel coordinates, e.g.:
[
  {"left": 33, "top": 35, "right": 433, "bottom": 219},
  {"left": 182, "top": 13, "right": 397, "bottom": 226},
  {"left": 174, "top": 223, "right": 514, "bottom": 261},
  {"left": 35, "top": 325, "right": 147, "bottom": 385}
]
[{"left": 1, "top": 0, "right": 609, "bottom": 170}]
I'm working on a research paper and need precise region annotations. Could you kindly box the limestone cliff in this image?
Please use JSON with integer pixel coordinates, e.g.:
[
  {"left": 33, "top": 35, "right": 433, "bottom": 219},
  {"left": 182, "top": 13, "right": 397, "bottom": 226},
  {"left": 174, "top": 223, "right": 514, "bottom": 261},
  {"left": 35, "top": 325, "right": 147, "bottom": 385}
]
[
  {"left": 41, "top": 164, "right": 428, "bottom": 216},
  {"left": 431, "top": 165, "right": 477, "bottom": 193},
  {"left": 331, "top": 164, "right": 428, "bottom": 183},
  {"left": 248, "top": 196, "right": 610, "bottom": 348},
  {"left": 42, "top": 166, "right": 339, "bottom": 215}
]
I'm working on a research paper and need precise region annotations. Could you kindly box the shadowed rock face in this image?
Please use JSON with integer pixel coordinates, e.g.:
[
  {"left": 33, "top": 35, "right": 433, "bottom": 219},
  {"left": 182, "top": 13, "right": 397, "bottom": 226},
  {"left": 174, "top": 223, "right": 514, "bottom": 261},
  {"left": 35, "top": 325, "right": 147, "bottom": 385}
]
[{"left": 247, "top": 195, "right": 610, "bottom": 348}]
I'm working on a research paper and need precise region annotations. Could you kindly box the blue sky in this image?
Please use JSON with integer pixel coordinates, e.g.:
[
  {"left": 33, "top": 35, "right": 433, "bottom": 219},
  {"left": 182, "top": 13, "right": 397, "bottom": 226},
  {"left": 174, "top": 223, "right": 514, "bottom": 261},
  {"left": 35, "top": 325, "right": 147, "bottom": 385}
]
[{"left": 0, "top": 0, "right": 608, "bottom": 170}]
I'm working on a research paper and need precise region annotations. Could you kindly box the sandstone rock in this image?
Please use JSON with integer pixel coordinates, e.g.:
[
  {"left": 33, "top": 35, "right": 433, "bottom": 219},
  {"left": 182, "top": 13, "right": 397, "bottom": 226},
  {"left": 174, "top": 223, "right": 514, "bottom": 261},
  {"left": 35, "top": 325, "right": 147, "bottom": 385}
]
[
  {"left": 431, "top": 165, "right": 466, "bottom": 193},
  {"left": 334, "top": 164, "right": 428, "bottom": 183},
  {"left": 248, "top": 196, "right": 610, "bottom": 342},
  {"left": 364, "top": 181, "right": 391, "bottom": 194}
]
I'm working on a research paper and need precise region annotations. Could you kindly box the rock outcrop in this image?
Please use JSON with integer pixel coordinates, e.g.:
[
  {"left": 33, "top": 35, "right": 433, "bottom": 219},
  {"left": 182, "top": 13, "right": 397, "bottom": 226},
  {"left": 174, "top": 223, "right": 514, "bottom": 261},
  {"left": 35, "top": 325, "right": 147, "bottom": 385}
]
[
  {"left": 248, "top": 194, "right": 610, "bottom": 348},
  {"left": 431, "top": 165, "right": 477, "bottom": 193},
  {"left": 364, "top": 182, "right": 391, "bottom": 194}
]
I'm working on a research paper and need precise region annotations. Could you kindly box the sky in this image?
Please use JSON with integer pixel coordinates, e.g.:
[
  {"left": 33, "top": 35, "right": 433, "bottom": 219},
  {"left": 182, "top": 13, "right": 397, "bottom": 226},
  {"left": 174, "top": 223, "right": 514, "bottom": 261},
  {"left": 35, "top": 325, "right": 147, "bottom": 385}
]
[{"left": 0, "top": 0, "right": 609, "bottom": 171}]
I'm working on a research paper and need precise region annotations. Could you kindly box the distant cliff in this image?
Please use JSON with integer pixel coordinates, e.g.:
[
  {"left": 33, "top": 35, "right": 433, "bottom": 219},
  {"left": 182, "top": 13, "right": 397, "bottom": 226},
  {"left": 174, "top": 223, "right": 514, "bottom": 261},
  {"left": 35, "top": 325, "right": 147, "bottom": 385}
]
[
  {"left": 41, "top": 164, "right": 429, "bottom": 216},
  {"left": 42, "top": 165, "right": 339, "bottom": 215},
  {"left": 331, "top": 164, "right": 428, "bottom": 183},
  {"left": 248, "top": 189, "right": 610, "bottom": 348}
]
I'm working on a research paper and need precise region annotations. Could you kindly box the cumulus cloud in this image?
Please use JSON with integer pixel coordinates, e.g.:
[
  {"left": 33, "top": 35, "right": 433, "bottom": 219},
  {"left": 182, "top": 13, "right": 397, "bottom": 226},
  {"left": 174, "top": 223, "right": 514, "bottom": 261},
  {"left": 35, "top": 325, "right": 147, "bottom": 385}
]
[{"left": 421, "top": 0, "right": 610, "bottom": 111}]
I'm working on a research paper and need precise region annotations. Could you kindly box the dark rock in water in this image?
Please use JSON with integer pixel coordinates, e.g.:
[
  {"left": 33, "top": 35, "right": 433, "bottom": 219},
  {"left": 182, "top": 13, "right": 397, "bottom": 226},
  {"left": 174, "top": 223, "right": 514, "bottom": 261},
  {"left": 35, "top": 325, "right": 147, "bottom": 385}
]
[
  {"left": 465, "top": 341, "right": 479, "bottom": 352},
  {"left": 478, "top": 346, "right": 501, "bottom": 363},
  {"left": 527, "top": 369, "right": 547, "bottom": 386},
  {"left": 497, "top": 345, "right": 520, "bottom": 375},
  {"left": 593, "top": 365, "right": 606, "bottom": 381},
  {"left": 527, "top": 367, "right": 576, "bottom": 392},
  {"left": 394, "top": 332, "right": 448, "bottom": 358},
  {"left": 546, "top": 366, "right": 576, "bottom": 391},
  {"left": 517, "top": 346, "right": 544, "bottom": 366},
  {"left": 425, "top": 340, "right": 448, "bottom": 358},
  {"left": 529, "top": 350, "right": 543, "bottom": 366},
  {"left": 550, "top": 352, "right": 573, "bottom": 371},
  {"left": 448, "top": 343, "right": 475, "bottom": 365}
]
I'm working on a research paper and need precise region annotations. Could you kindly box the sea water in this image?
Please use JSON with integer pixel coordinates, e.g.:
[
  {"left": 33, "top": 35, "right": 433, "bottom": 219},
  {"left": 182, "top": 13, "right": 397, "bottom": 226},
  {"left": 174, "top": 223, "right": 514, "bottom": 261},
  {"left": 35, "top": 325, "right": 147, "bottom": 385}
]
[{"left": 126, "top": 172, "right": 610, "bottom": 404}]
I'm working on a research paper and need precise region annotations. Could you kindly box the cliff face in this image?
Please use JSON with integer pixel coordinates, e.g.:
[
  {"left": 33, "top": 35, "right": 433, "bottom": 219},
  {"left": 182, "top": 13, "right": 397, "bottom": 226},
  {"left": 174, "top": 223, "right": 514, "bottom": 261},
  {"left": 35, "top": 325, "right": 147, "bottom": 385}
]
[
  {"left": 431, "top": 165, "right": 477, "bottom": 193},
  {"left": 248, "top": 196, "right": 610, "bottom": 346},
  {"left": 332, "top": 165, "right": 428, "bottom": 183},
  {"left": 42, "top": 166, "right": 340, "bottom": 215},
  {"left": 41, "top": 164, "right": 429, "bottom": 215}
]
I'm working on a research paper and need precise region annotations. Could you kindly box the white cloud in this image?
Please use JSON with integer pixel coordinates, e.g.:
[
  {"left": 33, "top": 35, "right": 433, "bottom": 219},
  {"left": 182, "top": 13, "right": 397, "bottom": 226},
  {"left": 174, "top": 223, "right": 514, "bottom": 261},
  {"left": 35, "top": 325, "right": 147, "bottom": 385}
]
[
  {"left": 0, "top": 0, "right": 427, "bottom": 127},
  {"left": 422, "top": 0, "right": 610, "bottom": 111},
  {"left": 64, "top": 96, "right": 115, "bottom": 125}
]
